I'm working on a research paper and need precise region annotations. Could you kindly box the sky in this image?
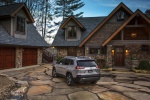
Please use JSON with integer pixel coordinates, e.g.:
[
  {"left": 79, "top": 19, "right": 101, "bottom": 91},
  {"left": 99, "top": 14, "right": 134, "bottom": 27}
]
[{"left": 75, "top": 0, "right": 150, "bottom": 17}]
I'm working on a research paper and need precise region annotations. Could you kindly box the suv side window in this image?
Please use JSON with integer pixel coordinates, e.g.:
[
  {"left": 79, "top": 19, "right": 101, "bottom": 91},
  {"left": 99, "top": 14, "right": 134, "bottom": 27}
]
[
  {"left": 59, "top": 59, "right": 65, "bottom": 65},
  {"left": 64, "top": 59, "right": 70, "bottom": 65},
  {"left": 70, "top": 60, "right": 74, "bottom": 65}
]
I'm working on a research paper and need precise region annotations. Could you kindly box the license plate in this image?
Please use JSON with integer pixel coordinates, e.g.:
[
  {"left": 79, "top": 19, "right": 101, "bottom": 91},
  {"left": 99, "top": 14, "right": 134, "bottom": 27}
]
[{"left": 88, "top": 70, "right": 93, "bottom": 73}]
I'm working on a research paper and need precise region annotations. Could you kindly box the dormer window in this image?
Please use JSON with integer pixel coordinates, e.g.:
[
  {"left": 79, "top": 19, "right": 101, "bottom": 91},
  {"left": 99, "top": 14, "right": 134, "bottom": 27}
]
[
  {"left": 67, "top": 26, "right": 77, "bottom": 38},
  {"left": 117, "top": 10, "right": 125, "bottom": 21},
  {"left": 17, "top": 16, "right": 25, "bottom": 33}
]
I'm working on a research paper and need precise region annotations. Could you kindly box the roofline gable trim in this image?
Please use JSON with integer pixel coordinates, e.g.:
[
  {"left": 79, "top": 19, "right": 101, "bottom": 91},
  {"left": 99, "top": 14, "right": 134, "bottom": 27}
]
[
  {"left": 102, "top": 9, "right": 150, "bottom": 46},
  {"left": 79, "top": 2, "right": 133, "bottom": 47},
  {"left": 11, "top": 3, "right": 34, "bottom": 23},
  {"left": 60, "top": 16, "right": 85, "bottom": 29}
]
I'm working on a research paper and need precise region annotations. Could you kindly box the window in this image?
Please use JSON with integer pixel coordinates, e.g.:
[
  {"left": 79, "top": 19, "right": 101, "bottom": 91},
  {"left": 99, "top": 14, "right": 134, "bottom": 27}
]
[
  {"left": 89, "top": 46, "right": 107, "bottom": 55},
  {"left": 77, "top": 60, "right": 97, "bottom": 67},
  {"left": 58, "top": 59, "right": 65, "bottom": 65},
  {"left": 141, "top": 45, "right": 149, "bottom": 51},
  {"left": 117, "top": 10, "right": 125, "bottom": 21},
  {"left": 68, "top": 26, "right": 77, "bottom": 38},
  {"left": 17, "top": 16, "right": 25, "bottom": 33},
  {"left": 89, "top": 48, "right": 100, "bottom": 54},
  {"left": 101, "top": 46, "right": 107, "bottom": 54}
]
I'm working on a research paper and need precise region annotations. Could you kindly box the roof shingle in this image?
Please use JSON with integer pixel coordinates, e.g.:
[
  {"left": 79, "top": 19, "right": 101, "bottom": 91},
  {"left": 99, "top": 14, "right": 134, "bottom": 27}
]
[
  {"left": 52, "top": 17, "right": 106, "bottom": 46},
  {"left": 0, "top": 24, "right": 49, "bottom": 47}
]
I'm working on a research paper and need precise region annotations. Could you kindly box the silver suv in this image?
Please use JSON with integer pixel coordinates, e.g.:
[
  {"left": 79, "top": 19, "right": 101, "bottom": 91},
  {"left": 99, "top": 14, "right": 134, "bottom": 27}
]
[{"left": 52, "top": 56, "right": 101, "bottom": 86}]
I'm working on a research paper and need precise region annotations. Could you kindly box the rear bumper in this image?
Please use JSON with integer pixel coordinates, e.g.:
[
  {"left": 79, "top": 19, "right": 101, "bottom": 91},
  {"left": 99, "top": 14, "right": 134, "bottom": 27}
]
[{"left": 74, "top": 74, "right": 101, "bottom": 83}]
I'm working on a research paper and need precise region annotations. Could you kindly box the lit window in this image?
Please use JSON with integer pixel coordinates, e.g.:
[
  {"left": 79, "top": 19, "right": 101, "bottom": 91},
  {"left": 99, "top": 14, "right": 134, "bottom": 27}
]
[
  {"left": 17, "top": 16, "right": 25, "bottom": 33},
  {"left": 68, "top": 27, "right": 77, "bottom": 38}
]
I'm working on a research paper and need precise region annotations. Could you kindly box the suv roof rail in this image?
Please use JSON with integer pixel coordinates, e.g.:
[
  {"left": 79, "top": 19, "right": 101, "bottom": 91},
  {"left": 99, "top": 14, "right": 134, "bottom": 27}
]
[
  {"left": 65, "top": 56, "right": 76, "bottom": 58},
  {"left": 76, "top": 56, "right": 91, "bottom": 59}
]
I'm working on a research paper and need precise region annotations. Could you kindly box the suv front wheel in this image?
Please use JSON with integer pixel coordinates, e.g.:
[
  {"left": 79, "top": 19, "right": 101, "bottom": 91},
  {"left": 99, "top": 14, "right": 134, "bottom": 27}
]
[
  {"left": 52, "top": 68, "right": 57, "bottom": 77},
  {"left": 66, "top": 73, "right": 74, "bottom": 86}
]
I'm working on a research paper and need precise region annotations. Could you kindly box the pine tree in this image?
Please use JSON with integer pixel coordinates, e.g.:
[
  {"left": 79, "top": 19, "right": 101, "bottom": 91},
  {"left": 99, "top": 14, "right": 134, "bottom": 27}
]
[{"left": 55, "top": 0, "right": 85, "bottom": 19}]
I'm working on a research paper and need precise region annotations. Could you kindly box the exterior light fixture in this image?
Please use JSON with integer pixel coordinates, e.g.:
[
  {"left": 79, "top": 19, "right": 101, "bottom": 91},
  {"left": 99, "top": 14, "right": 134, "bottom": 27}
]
[
  {"left": 131, "top": 33, "right": 137, "bottom": 38},
  {"left": 112, "top": 49, "right": 114, "bottom": 53}
]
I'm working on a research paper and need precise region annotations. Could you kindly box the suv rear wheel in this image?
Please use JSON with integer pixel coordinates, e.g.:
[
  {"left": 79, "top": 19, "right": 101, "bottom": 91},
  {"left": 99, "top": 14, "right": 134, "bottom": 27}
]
[
  {"left": 52, "top": 68, "right": 57, "bottom": 77},
  {"left": 66, "top": 73, "right": 74, "bottom": 86}
]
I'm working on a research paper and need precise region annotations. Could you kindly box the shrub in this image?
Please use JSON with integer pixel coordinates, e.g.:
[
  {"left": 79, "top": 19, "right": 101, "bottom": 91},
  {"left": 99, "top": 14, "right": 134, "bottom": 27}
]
[
  {"left": 55, "top": 56, "right": 63, "bottom": 62},
  {"left": 96, "top": 59, "right": 106, "bottom": 68},
  {"left": 138, "top": 60, "right": 150, "bottom": 70}
]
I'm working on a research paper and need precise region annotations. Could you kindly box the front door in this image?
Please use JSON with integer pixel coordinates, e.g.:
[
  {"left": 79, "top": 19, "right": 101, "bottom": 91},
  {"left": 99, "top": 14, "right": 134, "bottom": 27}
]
[
  {"left": 22, "top": 48, "right": 37, "bottom": 66},
  {"left": 114, "top": 46, "right": 124, "bottom": 66}
]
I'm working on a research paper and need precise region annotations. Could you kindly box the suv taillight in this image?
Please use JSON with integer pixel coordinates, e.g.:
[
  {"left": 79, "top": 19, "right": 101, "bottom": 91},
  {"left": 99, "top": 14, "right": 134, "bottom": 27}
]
[
  {"left": 96, "top": 66, "right": 100, "bottom": 68},
  {"left": 75, "top": 66, "right": 85, "bottom": 69}
]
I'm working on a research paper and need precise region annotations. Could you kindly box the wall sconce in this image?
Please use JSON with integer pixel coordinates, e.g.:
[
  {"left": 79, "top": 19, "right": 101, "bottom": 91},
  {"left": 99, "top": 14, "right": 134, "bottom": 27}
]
[
  {"left": 125, "top": 50, "right": 128, "bottom": 53},
  {"left": 131, "top": 33, "right": 137, "bottom": 38},
  {"left": 112, "top": 49, "right": 114, "bottom": 53}
]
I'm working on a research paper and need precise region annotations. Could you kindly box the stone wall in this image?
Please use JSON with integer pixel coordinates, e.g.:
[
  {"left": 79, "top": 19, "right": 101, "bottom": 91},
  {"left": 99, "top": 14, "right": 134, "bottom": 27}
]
[
  {"left": 85, "top": 47, "right": 106, "bottom": 59},
  {"left": 37, "top": 48, "right": 43, "bottom": 65},
  {"left": 57, "top": 48, "right": 68, "bottom": 57},
  {"left": 125, "top": 45, "right": 150, "bottom": 68},
  {"left": 15, "top": 48, "right": 22, "bottom": 68},
  {"left": 85, "top": 23, "right": 122, "bottom": 47},
  {"left": 106, "top": 45, "right": 113, "bottom": 67},
  {"left": 57, "top": 47, "right": 85, "bottom": 57}
]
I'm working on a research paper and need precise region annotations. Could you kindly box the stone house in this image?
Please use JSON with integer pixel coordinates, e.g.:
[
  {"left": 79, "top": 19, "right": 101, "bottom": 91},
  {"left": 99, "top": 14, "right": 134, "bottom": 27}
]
[
  {"left": 52, "top": 2, "right": 150, "bottom": 68},
  {"left": 0, "top": 3, "right": 49, "bottom": 70}
]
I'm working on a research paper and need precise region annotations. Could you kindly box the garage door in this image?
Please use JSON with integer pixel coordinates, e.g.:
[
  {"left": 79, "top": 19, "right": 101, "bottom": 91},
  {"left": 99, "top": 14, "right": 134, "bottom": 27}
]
[
  {"left": 22, "top": 48, "right": 37, "bottom": 66},
  {"left": 0, "top": 48, "right": 15, "bottom": 70}
]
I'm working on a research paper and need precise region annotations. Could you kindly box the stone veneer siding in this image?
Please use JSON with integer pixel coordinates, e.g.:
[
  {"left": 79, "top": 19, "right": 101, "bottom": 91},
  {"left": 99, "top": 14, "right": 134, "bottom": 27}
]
[
  {"left": 57, "top": 47, "right": 85, "bottom": 57},
  {"left": 125, "top": 45, "right": 150, "bottom": 68},
  {"left": 106, "top": 45, "right": 113, "bottom": 67},
  {"left": 15, "top": 47, "right": 22, "bottom": 68},
  {"left": 37, "top": 48, "right": 43, "bottom": 65}
]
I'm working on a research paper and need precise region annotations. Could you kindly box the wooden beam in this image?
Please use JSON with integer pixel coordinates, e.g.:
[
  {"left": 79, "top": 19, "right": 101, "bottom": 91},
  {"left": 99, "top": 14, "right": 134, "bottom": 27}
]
[
  {"left": 125, "top": 25, "right": 149, "bottom": 27},
  {"left": 109, "top": 40, "right": 150, "bottom": 45},
  {"left": 121, "top": 30, "right": 124, "bottom": 40}
]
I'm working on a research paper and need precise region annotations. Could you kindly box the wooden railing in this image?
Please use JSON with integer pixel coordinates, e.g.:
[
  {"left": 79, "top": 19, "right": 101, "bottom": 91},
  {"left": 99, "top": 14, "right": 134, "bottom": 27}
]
[{"left": 43, "top": 50, "right": 53, "bottom": 62}]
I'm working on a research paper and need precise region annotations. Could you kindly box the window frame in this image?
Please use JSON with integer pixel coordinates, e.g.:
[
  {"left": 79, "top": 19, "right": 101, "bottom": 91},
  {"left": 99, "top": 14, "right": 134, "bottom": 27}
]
[
  {"left": 141, "top": 45, "right": 149, "bottom": 51},
  {"left": 16, "top": 16, "right": 25, "bottom": 34},
  {"left": 89, "top": 46, "right": 107, "bottom": 55},
  {"left": 89, "top": 48, "right": 100, "bottom": 54},
  {"left": 67, "top": 26, "right": 77, "bottom": 39},
  {"left": 117, "top": 10, "right": 125, "bottom": 21}
]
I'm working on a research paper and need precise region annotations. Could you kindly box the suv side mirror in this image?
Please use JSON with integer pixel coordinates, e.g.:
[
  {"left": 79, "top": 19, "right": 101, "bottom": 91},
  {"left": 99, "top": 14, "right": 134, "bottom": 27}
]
[{"left": 60, "top": 63, "right": 62, "bottom": 65}]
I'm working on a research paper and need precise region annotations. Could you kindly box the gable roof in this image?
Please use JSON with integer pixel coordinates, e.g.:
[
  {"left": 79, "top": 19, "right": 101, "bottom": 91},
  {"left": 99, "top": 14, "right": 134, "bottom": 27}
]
[
  {"left": 52, "top": 17, "right": 106, "bottom": 46},
  {"left": 79, "top": 2, "right": 133, "bottom": 47},
  {"left": 102, "top": 9, "right": 150, "bottom": 46},
  {"left": 60, "top": 15, "right": 85, "bottom": 30},
  {"left": 0, "top": 3, "right": 34, "bottom": 23},
  {"left": 0, "top": 24, "right": 49, "bottom": 47}
]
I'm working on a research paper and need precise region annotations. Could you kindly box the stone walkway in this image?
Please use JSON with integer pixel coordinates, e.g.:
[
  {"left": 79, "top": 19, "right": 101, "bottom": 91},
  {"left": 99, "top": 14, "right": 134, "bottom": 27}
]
[{"left": 1, "top": 64, "right": 150, "bottom": 100}]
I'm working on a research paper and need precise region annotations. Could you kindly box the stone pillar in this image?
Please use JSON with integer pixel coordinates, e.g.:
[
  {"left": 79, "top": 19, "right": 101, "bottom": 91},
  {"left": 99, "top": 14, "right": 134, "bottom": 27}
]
[
  {"left": 37, "top": 48, "right": 43, "bottom": 65},
  {"left": 106, "top": 45, "right": 113, "bottom": 67},
  {"left": 85, "top": 47, "right": 89, "bottom": 56},
  {"left": 15, "top": 48, "right": 22, "bottom": 68}
]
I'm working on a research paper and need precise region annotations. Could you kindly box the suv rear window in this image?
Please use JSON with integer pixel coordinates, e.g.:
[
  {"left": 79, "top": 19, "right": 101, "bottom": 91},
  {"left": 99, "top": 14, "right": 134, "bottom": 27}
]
[{"left": 77, "top": 60, "right": 97, "bottom": 67}]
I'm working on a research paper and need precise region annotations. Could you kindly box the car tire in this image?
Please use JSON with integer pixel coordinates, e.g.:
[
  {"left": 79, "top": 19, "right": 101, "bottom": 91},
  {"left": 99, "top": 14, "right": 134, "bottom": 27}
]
[
  {"left": 66, "top": 73, "right": 74, "bottom": 86},
  {"left": 91, "top": 81, "right": 97, "bottom": 84},
  {"left": 52, "top": 68, "right": 57, "bottom": 78}
]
